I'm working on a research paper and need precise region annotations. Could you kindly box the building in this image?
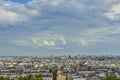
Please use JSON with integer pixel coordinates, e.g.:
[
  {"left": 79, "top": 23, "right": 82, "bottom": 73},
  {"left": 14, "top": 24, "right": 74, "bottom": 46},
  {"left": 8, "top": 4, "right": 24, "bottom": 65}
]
[{"left": 57, "top": 74, "right": 72, "bottom": 80}]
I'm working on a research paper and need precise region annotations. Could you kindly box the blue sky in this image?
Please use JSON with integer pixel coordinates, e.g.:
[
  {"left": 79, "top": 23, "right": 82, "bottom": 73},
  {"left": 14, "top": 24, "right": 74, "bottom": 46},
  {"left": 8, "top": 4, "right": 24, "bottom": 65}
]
[
  {"left": 0, "top": 0, "right": 120, "bottom": 56},
  {"left": 6, "top": 0, "right": 30, "bottom": 3}
]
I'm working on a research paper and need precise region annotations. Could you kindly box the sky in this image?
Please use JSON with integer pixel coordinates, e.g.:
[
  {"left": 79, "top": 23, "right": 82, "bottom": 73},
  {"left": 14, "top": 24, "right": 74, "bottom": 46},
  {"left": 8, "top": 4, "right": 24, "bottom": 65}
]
[{"left": 0, "top": 0, "right": 120, "bottom": 56}]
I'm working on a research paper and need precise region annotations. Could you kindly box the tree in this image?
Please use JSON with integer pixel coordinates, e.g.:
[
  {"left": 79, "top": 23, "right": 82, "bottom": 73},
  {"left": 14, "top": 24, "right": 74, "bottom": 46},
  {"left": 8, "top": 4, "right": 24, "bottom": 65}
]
[
  {"left": 49, "top": 69, "right": 57, "bottom": 80},
  {"left": 105, "top": 74, "right": 120, "bottom": 80},
  {"left": 0, "top": 76, "right": 13, "bottom": 80},
  {"left": 18, "top": 74, "right": 43, "bottom": 80}
]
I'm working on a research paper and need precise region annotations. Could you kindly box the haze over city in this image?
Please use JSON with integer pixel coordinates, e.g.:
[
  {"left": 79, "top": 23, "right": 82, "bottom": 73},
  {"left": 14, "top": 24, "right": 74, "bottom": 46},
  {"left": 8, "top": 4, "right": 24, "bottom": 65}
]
[{"left": 0, "top": 0, "right": 120, "bottom": 56}]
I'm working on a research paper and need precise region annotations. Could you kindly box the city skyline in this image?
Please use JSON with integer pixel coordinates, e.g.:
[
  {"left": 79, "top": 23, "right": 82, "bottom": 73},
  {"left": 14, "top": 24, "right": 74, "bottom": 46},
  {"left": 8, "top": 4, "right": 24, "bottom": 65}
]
[{"left": 0, "top": 0, "right": 120, "bottom": 56}]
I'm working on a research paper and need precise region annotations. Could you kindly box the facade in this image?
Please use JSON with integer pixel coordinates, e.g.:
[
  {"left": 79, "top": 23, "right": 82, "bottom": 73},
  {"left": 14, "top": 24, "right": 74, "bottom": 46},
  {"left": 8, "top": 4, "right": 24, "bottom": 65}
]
[
  {"left": 57, "top": 74, "right": 72, "bottom": 80},
  {"left": 43, "top": 73, "right": 53, "bottom": 80}
]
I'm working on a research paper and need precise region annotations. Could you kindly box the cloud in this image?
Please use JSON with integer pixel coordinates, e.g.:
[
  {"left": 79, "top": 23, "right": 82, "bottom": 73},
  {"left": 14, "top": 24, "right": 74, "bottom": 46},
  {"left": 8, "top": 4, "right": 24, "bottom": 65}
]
[
  {"left": 31, "top": 37, "right": 56, "bottom": 47},
  {"left": 27, "top": 0, "right": 85, "bottom": 9},
  {"left": 0, "top": 0, "right": 119, "bottom": 25},
  {"left": 104, "top": 3, "right": 120, "bottom": 20},
  {"left": 59, "top": 36, "right": 66, "bottom": 45},
  {"left": 0, "top": 8, "right": 26, "bottom": 24},
  {"left": 0, "top": 1, "right": 38, "bottom": 24},
  {"left": 12, "top": 33, "right": 67, "bottom": 50},
  {"left": 78, "top": 26, "right": 120, "bottom": 46},
  {"left": 43, "top": 40, "right": 56, "bottom": 46},
  {"left": 1, "top": 0, "right": 120, "bottom": 55},
  {"left": 12, "top": 40, "right": 32, "bottom": 46},
  {"left": 31, "top": 34, "right": 67, "bottom": 48},
  {"left": 79, "top": 39, "right": 87, "bottom": 46}
]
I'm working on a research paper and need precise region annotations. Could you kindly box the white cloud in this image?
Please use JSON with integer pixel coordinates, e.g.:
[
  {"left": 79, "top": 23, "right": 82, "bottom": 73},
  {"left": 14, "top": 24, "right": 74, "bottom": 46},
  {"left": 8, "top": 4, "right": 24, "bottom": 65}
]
[
  {"left": 79, "top": 38, "right": 104, "bottom": 46},
  {"left": 43, "top": 46, "right": 64, "bottom": 50},
  {"left": 78, "top": 26, "right": 120, "bottom": 46},
  {"left": 0, "top": 9, "right": 26, "bottom": 24},
  {"left": 31, "top": 35, "right": 66, "bottom": 47},
  {"left": 2, "top": 0, "right": 120, "bottom": 55},
  {"left": 0, "top": 1, "right": 39, "bottom": 24},
  {"left": 12, "top": 40, "right": 32, "bottom": 46},
  {"left": 104, "top": 3, "right": 120, "bottom": 20},
  {"left": 27, "top": 0, "right": 86, "bottom": 13},
  {"left": 79, "top": 39, "right": 87, "bottom": 46},
  {"left": 12, "top": 33, "right": 67, "bottom": 49},
  {"left": 43, "top": 40, "right": 56, "bottom": 46},
  {"left": 87, "top": 26, "right": 120, "bottom": 36},
  {"left": 59, "top": 36, "right": 66, "bottom": 45},
  {"left": 43, "top": 0, "right": 63, "bottom": 6}
]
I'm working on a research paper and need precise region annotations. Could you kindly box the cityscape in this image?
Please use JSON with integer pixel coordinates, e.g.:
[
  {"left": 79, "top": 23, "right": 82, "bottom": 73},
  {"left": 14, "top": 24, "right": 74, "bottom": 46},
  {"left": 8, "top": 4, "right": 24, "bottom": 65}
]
[
  {"left": 0, "top": 55, "right": 120, "bottom": 80},
  {"left": 1, "top": 0, "right": 120, "bottom": 80}
]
